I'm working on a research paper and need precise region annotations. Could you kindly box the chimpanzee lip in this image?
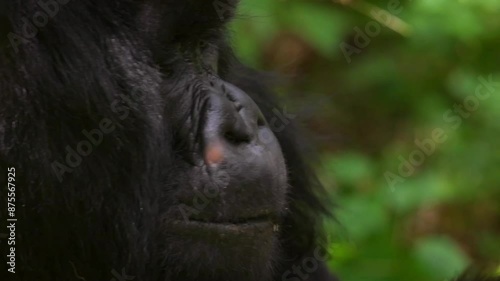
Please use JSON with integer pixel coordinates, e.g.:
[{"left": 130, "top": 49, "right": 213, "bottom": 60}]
[
  {"left": 187, "top": 214, "right": 272, "bottom": 225},
  {"left": 170, "top": 220, "right": 276, "bottom": 240},
  {"left": 167, "top": 212, "right": 278, "bottom": 237},
  {"left": 182, "top": 210, "right": 278, "bottom": 225}
]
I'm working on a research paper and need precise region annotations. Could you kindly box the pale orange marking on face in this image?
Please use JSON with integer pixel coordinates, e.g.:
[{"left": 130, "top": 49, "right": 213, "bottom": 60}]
[{"left": 205, "top": 141, "right": 224, "bottom": 165}]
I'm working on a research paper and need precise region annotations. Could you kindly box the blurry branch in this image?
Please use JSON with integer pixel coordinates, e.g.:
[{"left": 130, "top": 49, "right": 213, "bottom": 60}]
[{"left": 333, "top": 0, "right": 413, "bottom": 37}]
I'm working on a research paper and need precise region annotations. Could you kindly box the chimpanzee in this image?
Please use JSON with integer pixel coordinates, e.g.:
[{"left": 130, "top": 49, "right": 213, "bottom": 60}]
[
  {"left": 0, "top": 1, "right": 335, "bottom": 280},
  {"left": 2, "top": 1, "right": 495, "bottom": 281}
]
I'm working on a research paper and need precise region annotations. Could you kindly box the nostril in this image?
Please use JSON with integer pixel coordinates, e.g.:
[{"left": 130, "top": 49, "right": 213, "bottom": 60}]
[
  {"left": 207, "top": 82, "right": 267, "bottom": 146},
  {"left": 223, "top": 129, "right": 250, "bottom": 145}
]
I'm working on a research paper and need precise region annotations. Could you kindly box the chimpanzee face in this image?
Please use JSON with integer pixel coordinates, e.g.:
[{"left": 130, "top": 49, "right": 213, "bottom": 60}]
[{"left": 0, "top": 1, "right": 328, "bottom": 281}]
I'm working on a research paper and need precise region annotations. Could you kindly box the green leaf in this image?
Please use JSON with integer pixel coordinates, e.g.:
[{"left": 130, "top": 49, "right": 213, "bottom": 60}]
[
  {"left": 283, "top": 2, "right": 348, "bottom": 58},
  {"left": 414, "top": 236, "right": 470, "bottom": 280},
  {"left": 325, "top": 152, "right": 374, "bottom": 186}
]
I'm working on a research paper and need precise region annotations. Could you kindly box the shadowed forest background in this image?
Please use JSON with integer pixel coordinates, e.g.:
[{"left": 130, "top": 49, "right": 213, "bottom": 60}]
[{"left": 231, "top": 1, "right": 500, "bottom": 280}]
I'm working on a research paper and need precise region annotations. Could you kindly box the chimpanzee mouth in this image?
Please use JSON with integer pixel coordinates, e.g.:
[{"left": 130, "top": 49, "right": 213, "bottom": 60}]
[
  {"left": 168, "top": 213, "right": 279, "bottom": 238},
  {"left": 182, "top": 219, "right": 273, "bottom": 229},
  {"left": 187, "top": 214, "right": 273, "bottom": 226}
]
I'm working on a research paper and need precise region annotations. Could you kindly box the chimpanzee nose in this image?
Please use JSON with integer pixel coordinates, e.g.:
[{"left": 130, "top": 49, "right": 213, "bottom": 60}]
[
  {"left": 205, "top": 82, "right": 266, "bottom": 147},
  {"left": 189, "top": 81, "right": 287, "bottom": 225}
]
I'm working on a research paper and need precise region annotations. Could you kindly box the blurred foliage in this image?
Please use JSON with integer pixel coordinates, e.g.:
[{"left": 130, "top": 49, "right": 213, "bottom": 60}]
[{"left": 232, "top": 0, "right": 500, "bottom": 280}]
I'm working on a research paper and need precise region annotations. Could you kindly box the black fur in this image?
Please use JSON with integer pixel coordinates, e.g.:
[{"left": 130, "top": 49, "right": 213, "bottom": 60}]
[{"left": 0, "top": 1, "right": 334, "bottom": 281}]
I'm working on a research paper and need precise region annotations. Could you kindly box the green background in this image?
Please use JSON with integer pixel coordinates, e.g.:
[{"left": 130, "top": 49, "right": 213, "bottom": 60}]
[{"left": 231, "top": 1, "right": 500, "bottom": 280}]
